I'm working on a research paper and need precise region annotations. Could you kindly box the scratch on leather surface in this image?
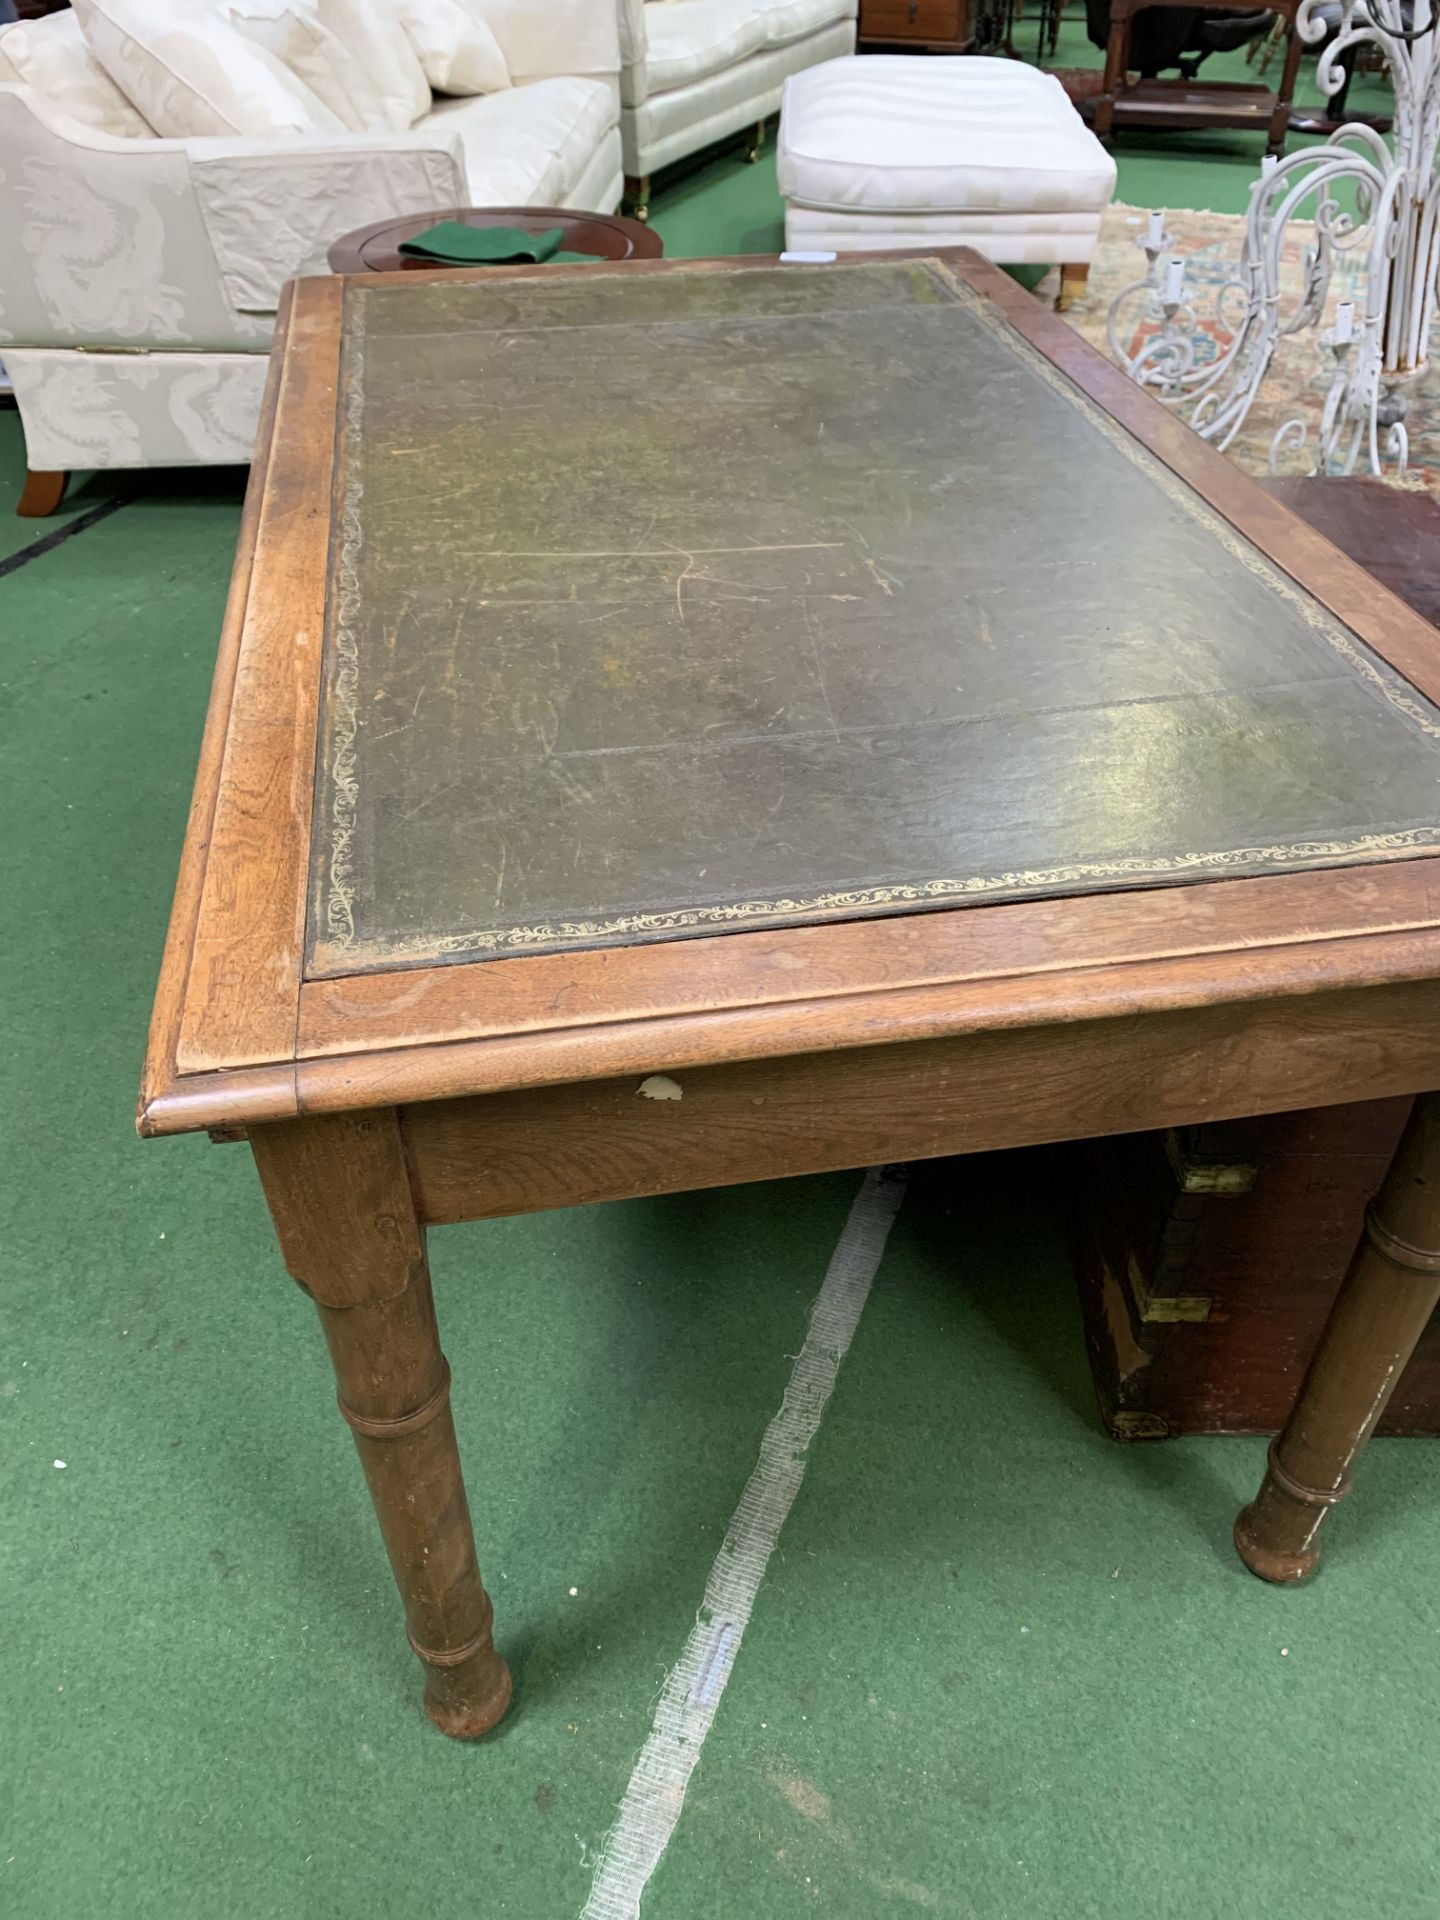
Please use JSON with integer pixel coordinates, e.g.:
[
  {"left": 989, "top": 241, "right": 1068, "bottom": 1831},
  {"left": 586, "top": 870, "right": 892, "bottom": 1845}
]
[
  {"left": 308, "top": 260, "right": 1440, "bottom": 975},
  {"left": 925, "top": 258, "right": 1440, "bottom": 743}
]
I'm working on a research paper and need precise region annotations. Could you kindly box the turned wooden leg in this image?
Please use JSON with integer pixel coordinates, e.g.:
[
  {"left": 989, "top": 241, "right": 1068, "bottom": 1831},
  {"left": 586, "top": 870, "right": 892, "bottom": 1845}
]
[
  {"left": 1055, "top": 262, "right": 1091, "bottom": 313},
  {"left": 18, "top": 468, "right": 69, "bottom": 518},
  {"left": 1267, "top": 16, "right": 1304, "bottom": 155},
  {"left": 1094, "top": 15, "right": 1129, "bottom": 144},
  {"left": 624, "top": 173, "right": 652, "bottom": 223},
  {"left": 1235, "top": 1091, "right": 1440, "bottom": 1583},
  {"left": 251, "top": 1110, "right": 511, "bottom": 1737}
]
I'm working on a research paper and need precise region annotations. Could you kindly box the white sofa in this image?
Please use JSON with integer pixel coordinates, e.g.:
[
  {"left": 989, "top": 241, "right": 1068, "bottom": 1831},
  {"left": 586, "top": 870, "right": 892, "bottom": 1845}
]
[
  {"left": 0, "top": 3, "right": 622, "bottom": 512},
  {"left": 618, "top": 0, "right": 856, "bottom": 219}
]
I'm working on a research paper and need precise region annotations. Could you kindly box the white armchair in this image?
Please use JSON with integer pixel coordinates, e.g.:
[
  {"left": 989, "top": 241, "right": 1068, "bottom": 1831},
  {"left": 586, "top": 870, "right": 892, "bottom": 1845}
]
[
  {"left": 0, "top": 5, "right": 622, "bottom": 513},
  {"left": 618, "top": 0, "right": 857, "bottom": 220}
]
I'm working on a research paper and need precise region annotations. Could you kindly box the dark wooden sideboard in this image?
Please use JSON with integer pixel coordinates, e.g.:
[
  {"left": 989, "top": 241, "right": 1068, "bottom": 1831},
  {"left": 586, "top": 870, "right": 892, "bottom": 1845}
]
[{"left": 858, "top": 0, "right": 972, "bottom": 51}]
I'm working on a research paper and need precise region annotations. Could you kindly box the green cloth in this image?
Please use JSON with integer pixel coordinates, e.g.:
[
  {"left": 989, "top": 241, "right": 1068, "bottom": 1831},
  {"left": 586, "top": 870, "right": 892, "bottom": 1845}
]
[{"left": 395, "top": 220, "right": 593, "bottom": 266}]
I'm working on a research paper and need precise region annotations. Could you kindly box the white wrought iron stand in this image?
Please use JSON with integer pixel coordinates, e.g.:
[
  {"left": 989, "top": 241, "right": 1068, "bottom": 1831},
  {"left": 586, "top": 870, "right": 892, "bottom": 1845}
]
[{"left": 1108, "top": 0, "right": 1438, "bottom": 476}]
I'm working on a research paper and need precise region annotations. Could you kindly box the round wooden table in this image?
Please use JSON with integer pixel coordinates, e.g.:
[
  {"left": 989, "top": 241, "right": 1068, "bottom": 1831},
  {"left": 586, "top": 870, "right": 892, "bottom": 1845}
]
[{"left": 327, "top": 205, "right": 663, "bottom": 275}]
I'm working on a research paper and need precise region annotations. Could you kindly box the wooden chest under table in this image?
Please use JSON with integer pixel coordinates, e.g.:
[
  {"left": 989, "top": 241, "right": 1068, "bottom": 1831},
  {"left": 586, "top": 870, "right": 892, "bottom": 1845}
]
[
  {"left": 143, "top": 249, "right": 1440, "bottom": 1739},
  {"left": 1072, "top": 478, "right": 1440, "bottom": 1442}
]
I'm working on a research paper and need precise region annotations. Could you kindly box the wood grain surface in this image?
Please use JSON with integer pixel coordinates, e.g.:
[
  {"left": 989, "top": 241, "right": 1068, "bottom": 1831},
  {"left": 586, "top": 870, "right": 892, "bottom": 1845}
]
[
  {"left": 250, "top": 1107, "right": 512, "bottom": 1736},
  {"left": 174, "top": 275, "right": 342, "bottom": 1075},
  {"left": 140, "top": 249, "right": 1440, "bottom": 1138},
  {"left": 250, "top": 1107, "right": 421, "bottom": 1309},
  {"left": 140, "top": 286, "right": 295, "bottom": 1124},
  {"left": 402, "top": 974, "right": 1440, "bottom": 1223},
  {"left": 295, "top": 859, "right": 1440, "bottom": 1062}
]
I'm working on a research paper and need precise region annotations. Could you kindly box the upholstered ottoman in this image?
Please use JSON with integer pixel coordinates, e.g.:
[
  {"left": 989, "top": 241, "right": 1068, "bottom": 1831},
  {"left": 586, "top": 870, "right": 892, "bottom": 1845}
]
[{"left": 778, "top": 56, "right": 1117, "bottom": 309}]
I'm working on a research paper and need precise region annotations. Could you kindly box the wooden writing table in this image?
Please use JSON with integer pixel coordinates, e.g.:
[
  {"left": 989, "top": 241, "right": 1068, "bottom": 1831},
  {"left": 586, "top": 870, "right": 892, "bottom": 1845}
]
[{"left": 142, "top": 251, "right": 1440, "bottom": 1738}]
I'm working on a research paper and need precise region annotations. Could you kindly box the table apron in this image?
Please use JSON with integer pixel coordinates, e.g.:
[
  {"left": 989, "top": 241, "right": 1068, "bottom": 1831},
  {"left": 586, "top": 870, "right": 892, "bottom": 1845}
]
[{"left": 401, "top": 976, "right": 1440, "bottom": 1224}]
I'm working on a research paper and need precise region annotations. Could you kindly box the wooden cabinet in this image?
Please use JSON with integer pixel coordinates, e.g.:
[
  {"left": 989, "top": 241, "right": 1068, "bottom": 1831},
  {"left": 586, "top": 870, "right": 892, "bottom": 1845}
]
[
  {"left": 1069, "top": 1103, "right": 1440, "bottom": 1439},
  {"left": 1067, "top": 475, "right": 1440, "bottom": 1443},
  {"left": 859, "top": 0, "right": 970, "bottom": 49}
]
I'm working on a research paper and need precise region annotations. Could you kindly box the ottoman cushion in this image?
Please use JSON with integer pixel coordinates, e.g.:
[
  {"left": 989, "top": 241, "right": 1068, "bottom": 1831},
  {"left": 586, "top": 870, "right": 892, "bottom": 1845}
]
[{"left": 779, "top": 55, "right": 1116, "bottom": 217}]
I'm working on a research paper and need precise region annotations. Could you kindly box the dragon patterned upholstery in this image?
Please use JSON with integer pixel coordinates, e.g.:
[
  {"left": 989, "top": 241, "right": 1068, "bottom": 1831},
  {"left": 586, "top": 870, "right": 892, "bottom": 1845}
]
[{"left": 0, "top": 2, "right": 621, "bottom": 488}]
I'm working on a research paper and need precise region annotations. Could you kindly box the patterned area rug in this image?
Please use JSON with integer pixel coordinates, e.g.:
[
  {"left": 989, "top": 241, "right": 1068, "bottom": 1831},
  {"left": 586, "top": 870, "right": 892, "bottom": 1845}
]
[{"left": 1038, "top": 201, "right": 1440, "bottom": 489}]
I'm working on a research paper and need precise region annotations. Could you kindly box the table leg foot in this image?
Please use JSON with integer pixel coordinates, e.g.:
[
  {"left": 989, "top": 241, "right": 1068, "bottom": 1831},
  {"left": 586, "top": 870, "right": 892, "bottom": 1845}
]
[
  {"left": 1233, "top": 1439, "right": 1336, "bottom": 1582},
  {"left": 1233, "top": 1091, "right": 1440, "bottom": 1582},
  {"left": 413, "top": 1625, "right": 513, "bottom": 1738},
  {"left": 252, "top": 1111, "right": 511, "bottom": 1739}
]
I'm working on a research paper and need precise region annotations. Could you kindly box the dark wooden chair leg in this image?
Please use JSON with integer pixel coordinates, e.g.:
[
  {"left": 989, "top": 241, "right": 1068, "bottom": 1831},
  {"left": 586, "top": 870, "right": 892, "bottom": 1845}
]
[
  {"left": 251, "top": 1110, "right": 511, "bottom": 1737},
  {"left": 1235, "top": 1091, "right": 1440, "bottom": 1583},
  {"left": 1094, "top": 13, "right": 1130, "bottom": 143},
  {"left": 18, "top": 468, "right": 69, "bottom": 518},
  {"left": 1266, "top": 12, "right": 1305, "bottom": 155}
]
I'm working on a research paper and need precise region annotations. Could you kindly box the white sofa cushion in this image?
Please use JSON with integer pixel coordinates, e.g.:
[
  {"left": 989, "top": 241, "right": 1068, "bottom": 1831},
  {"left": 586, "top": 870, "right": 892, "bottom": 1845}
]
[
  {"left": 394, "top": 0, "right": 511, "bottom": 96},
  {"left": 622, "top": 9, "right": 854, "bottom": 173},
  {"left": 778, "top": 55, "right": 1116, "bottom": 216},
  {"left": 478, "top": 0, "right": 621, "bottom": 81},
  {"left": 753, "top": 0, "right": 857, "bottom": 48},
  {"left": 225, "top": 2, "right": 398, "bottom": 133},
  {"left": 0, "top": 12, "right": 154, "bottom": 136},
  {"left": 311, "top": 0, "right": 432, "bottom": 129},
  {"left": 627, "top": 0, "right": 853, "bottom": 107},
  {"left": 72, "top": 0, "right": 346, "bottom": 138},
  {"left": 0, "top": 12, "right": 153, "bottom": 136},
  {"left": 424, "top": 74, "right": 618, "bottom": 205},
  {"left": 617, "top": 0, "right": 648, "bottom": 66},
  {"left": 635, "top": 1, "right": 767, "bottom": 102}
]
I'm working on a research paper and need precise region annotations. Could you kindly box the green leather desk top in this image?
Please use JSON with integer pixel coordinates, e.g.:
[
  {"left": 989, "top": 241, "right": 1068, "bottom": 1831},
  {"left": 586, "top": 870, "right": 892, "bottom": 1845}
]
[{"left": 308, "top": 258, "right": 1440, "bottom": 975}]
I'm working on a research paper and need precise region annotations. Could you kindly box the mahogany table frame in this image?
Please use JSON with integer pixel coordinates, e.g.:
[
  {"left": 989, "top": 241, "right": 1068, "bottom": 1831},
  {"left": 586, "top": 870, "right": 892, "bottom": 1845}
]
[{"left": 141, "top": 250, "right": 1440, "bottom": 1738}]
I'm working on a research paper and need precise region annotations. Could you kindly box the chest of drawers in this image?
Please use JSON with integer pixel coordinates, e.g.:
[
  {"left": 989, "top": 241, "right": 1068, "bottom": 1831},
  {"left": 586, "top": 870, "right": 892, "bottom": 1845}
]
[{"left": 858, "top": 0, "right": 970, "bottom": 49}]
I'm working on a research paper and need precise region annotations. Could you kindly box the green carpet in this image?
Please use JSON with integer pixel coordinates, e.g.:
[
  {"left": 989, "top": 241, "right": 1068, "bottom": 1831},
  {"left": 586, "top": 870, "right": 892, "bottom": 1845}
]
[
  {"left": 2, "top": 53, "right": 1436, "bottom": 1920},
  {"left": 0, "top": 414, "right": 116, "bottom": 562}
]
